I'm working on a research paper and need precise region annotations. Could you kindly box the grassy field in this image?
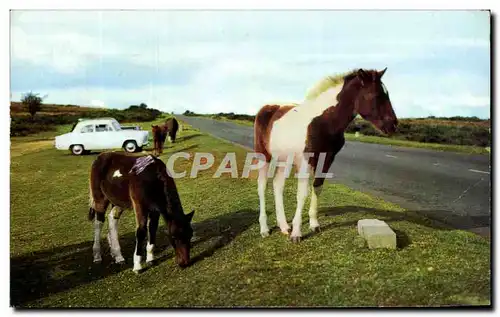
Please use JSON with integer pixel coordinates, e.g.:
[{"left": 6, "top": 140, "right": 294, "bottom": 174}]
[
  {"left": 10, "top": 119, "right": 490, "bottom": 307},
  {"left": 343, "top": 133, "right": 490, "bottom": 155},
  {"left": 199, "top": 116, "right": 489, "bottom": 155}
]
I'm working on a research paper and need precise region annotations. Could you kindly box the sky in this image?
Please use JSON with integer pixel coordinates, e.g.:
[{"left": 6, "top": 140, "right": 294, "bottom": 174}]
[{"left": 10, "top": 10, "right": 491, "bottom": 118}]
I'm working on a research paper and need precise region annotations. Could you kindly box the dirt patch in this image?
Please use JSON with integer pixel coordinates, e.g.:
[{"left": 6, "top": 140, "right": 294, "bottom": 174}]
[{"left": 10, "top": 140, "right": 54, "bottom": 157}]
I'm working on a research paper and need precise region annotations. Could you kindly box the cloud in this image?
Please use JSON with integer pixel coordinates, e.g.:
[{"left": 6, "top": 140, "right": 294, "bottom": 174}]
[
  {"left": 9, "top": 10, "right": 491, "bottom": 119},
  {"left": 90, "top": 99, "right": 106, "bottom": 108}
]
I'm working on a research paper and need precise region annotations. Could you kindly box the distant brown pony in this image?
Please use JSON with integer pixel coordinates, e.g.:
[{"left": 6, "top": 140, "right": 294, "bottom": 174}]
[
  {"left": 89, "top": 151, "right": 195, "bottom": 271},
  {"left": 254, "top": 68, "right": 398, "bottom": 242},
  {"left": 152, "top": 124, "right": 168, "bottom": 156},
  {"left": 152, "top": 117, "right": 180, "bottom": 156}
]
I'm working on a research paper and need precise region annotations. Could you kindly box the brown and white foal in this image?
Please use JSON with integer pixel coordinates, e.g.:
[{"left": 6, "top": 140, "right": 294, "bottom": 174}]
[
  {"left": 254, "top": 68, "right": 398, "bottom": 242},
  {"left": 89, "top": 152, "right": 195, "bottom": 271}
]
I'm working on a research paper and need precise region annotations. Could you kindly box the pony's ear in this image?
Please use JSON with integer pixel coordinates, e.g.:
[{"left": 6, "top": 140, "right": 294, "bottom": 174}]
[
  {"left": 357, "top": 68, "right": 367, "bottom": 76},
  {"left": 356, "top": 69, "right": 368, "bottom": 86},
  {"left": 186, "top": 209, "right": 195, "bottom": 222},
  {"left": 378, "top": 67, "right": 387, "bottom": 78}
]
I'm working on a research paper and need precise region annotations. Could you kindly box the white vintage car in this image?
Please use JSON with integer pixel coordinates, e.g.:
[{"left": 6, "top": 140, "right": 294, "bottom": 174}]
[{"left": 55, "top": 118, "right": 150, "bottom": 155}]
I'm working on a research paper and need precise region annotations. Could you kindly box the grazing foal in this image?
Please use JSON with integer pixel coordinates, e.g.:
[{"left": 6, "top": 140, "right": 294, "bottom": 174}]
[
  {"left": 89, "top": 152, "right": 195, "bottom": 271},
  {"left": 254, "top": 68, "right": 398, "bottom": 242}
]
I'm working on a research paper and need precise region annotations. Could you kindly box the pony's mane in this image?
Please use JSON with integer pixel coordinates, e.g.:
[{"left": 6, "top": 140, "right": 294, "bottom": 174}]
[
  {"left": 304, "top": 72, "right": 350, "bottom": 101},
  {"left": 304, "top": 69, "right": 378, "bottom": 101}
]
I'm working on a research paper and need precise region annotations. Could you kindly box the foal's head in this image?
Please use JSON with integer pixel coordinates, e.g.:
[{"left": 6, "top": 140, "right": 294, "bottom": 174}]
[
  {"left": 167, "top": 210, "right": 195, "bottom": 268},
  {"left": 343, "top": 68, "right": 398, "bottom": 135},
  {"left": 152, "top": 125, "right": 161, "bottom": 139}
]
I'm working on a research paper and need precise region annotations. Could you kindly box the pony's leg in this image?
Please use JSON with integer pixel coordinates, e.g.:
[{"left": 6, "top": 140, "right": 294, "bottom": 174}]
[
  {"left": 132, "top": 202, "right": 148, "bottom": 273},
  {"left": 273, "top": 167, "right": 290, "bottom": 234},
  {"left": 258, "top": 162, "right": 270, "bottom": 237},
  {"left": 291, "top": 161, "right": 310, "bottom": 243},
  {"left": 308, "top": 153, "right": 333, "bottom": 232},
  {"left": 107, "top": 206, "right": 125, "bottom": 263},
  {"left": 308, "top": 181, "right": 324, "bottom": 232},
  {"left": 146, "top": 211, "right": 160, "bottom": 263},
  {"left": 92, "top": 211, "right": 105, "bottom": 263}
]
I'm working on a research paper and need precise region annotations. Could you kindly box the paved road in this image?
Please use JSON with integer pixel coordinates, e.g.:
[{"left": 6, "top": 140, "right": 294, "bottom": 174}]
[{"left": 178, "top": 115, "right": 491, "bottom": 237}]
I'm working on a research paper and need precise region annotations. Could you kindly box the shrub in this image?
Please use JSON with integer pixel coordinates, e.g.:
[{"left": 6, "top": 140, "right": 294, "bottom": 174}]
[
  {"left": 21, "top": 92, "right": 43, "bottom": 119},
  {"left": 10, "top": 104, "right": 163, "bottom": 136}
]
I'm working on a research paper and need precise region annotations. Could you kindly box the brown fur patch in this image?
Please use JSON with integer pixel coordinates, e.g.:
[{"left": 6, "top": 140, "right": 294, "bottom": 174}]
[
  {"left": 253, "top": 104, "right": 295, "bottom": 162},
  {"left": 303, "top": 68, "right": 397, "bottom": 186}
]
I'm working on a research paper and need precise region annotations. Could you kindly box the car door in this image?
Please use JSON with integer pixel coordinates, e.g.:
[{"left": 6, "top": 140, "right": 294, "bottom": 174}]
[
  {"left": 94, "top": 123, "right": 118, "bottom": 149},
  {"left": 78, "top": 124, "right": 98, "bottom": 149}
]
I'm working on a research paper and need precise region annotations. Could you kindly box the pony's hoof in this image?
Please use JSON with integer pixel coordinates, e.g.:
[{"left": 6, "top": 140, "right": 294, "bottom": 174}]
[
  {"left": 280, "top": 227, "right": 291, "bottom": 235},
  {"left": 260, "top": 230, "right": 270, "bottom": 238},
  {"left": 133, "top": 262, "right": 143, "bottom": 273},
  {"left": 290, "top": 236, "right": 301, "bottom": 243},
  {"left": 311, "top": 226, "right": 321, "bottom": 233},
  {"left": 146, "top": 255, "right": 155, "bottom": 264},
  {"left": 115, "top": 256, "right": 125, "bottom": 264}
]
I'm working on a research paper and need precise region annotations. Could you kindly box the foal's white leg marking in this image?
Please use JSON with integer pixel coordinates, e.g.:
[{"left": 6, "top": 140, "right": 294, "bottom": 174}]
[
  {"left": 112, "top": 169, "right": 123, "bottom": 178},
  {"left": 107, "top": 208, "right": 125, "bottom": 263},
  {"left": 258, "top": 162, "right": 270, "bottom": 237},
  {"left": 133, "top": 245, "right": 143, "bottom": 273},
  {"left": 92, "top": 219, "right": 103, "bottom": 263},
  {"left": 309, "top": 185, "right": 323, "bottom": 231},
  {"left": 273, "top": 166, "right": 290, "bottom": 234},
  {"left": 291, "top": 160, "right": 310, "bottom": 242},
  {"left": 168, "top": 135, "right": 172, "bottom": 143},
  {"left": 146, "top": 242, "right": 155, "bottom": 263}
]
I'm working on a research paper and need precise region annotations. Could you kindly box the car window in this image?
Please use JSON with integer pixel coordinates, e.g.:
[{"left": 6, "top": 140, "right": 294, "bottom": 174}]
[
  {"left": 111, "top": 121, "right": 121, "bottom": 131},
  {"left": 81, "top": 125, "right": 95, "bottom": 133},
  {"left": 96, "top": 124, "right": 112, "bottom": 132}
]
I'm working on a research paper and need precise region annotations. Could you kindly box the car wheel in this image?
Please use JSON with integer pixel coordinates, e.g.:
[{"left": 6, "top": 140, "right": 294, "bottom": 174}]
[
  {"left": 123, "top": 140, "right": 138, "bottom": 153},
  {"left": 71, "top": 144, "right": 85, "bottom": 155}
]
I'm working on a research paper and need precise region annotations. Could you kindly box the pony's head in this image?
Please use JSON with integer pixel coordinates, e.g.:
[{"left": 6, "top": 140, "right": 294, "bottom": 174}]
[
  {"left": 151, "top": 125, "right": 161, "bottom": 136},
  {"left": 167, "top": 209, "right": 195, "bottom": 268},
  {"left": 342, "top": 68, "right": 398, "bottom": 135}
]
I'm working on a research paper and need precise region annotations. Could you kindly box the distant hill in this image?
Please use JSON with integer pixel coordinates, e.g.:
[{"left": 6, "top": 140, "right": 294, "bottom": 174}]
[
  {"left": 10, "top": 101, "right": 106, "bottom": 116},
  {"left": 182, "top": 110, "right": 491, "bottom": 147},
  {"left": 10, "top": 101, "right": 163, "bottom": 136}
]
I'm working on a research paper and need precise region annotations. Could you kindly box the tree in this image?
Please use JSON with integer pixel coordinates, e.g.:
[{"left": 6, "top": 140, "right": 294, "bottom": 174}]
[
  {"left": 21, "top": 92, "right": 43, "bottom": 119},
  {"left": 139, "top": 103, "right": 148, "bottom": 109}
]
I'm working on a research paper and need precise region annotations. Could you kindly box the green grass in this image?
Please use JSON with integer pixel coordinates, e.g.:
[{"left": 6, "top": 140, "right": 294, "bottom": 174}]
[
  {"left": 10, "top": 120, "right": 490, "bottom": 307},
  {"left": 344, "top": 133, "right": 490, "bottom": 155},
  {"left": 213, "top": 116, "right": 254, "bottom": 127}
]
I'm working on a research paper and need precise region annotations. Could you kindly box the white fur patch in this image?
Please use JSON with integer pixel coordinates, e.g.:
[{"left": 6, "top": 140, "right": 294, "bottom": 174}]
[
  {"left": 113, "top": 169, "right": 123, "bottom": 178},
  {"left": 269, "top": 85, "right": 342, "bottom": 160}
]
